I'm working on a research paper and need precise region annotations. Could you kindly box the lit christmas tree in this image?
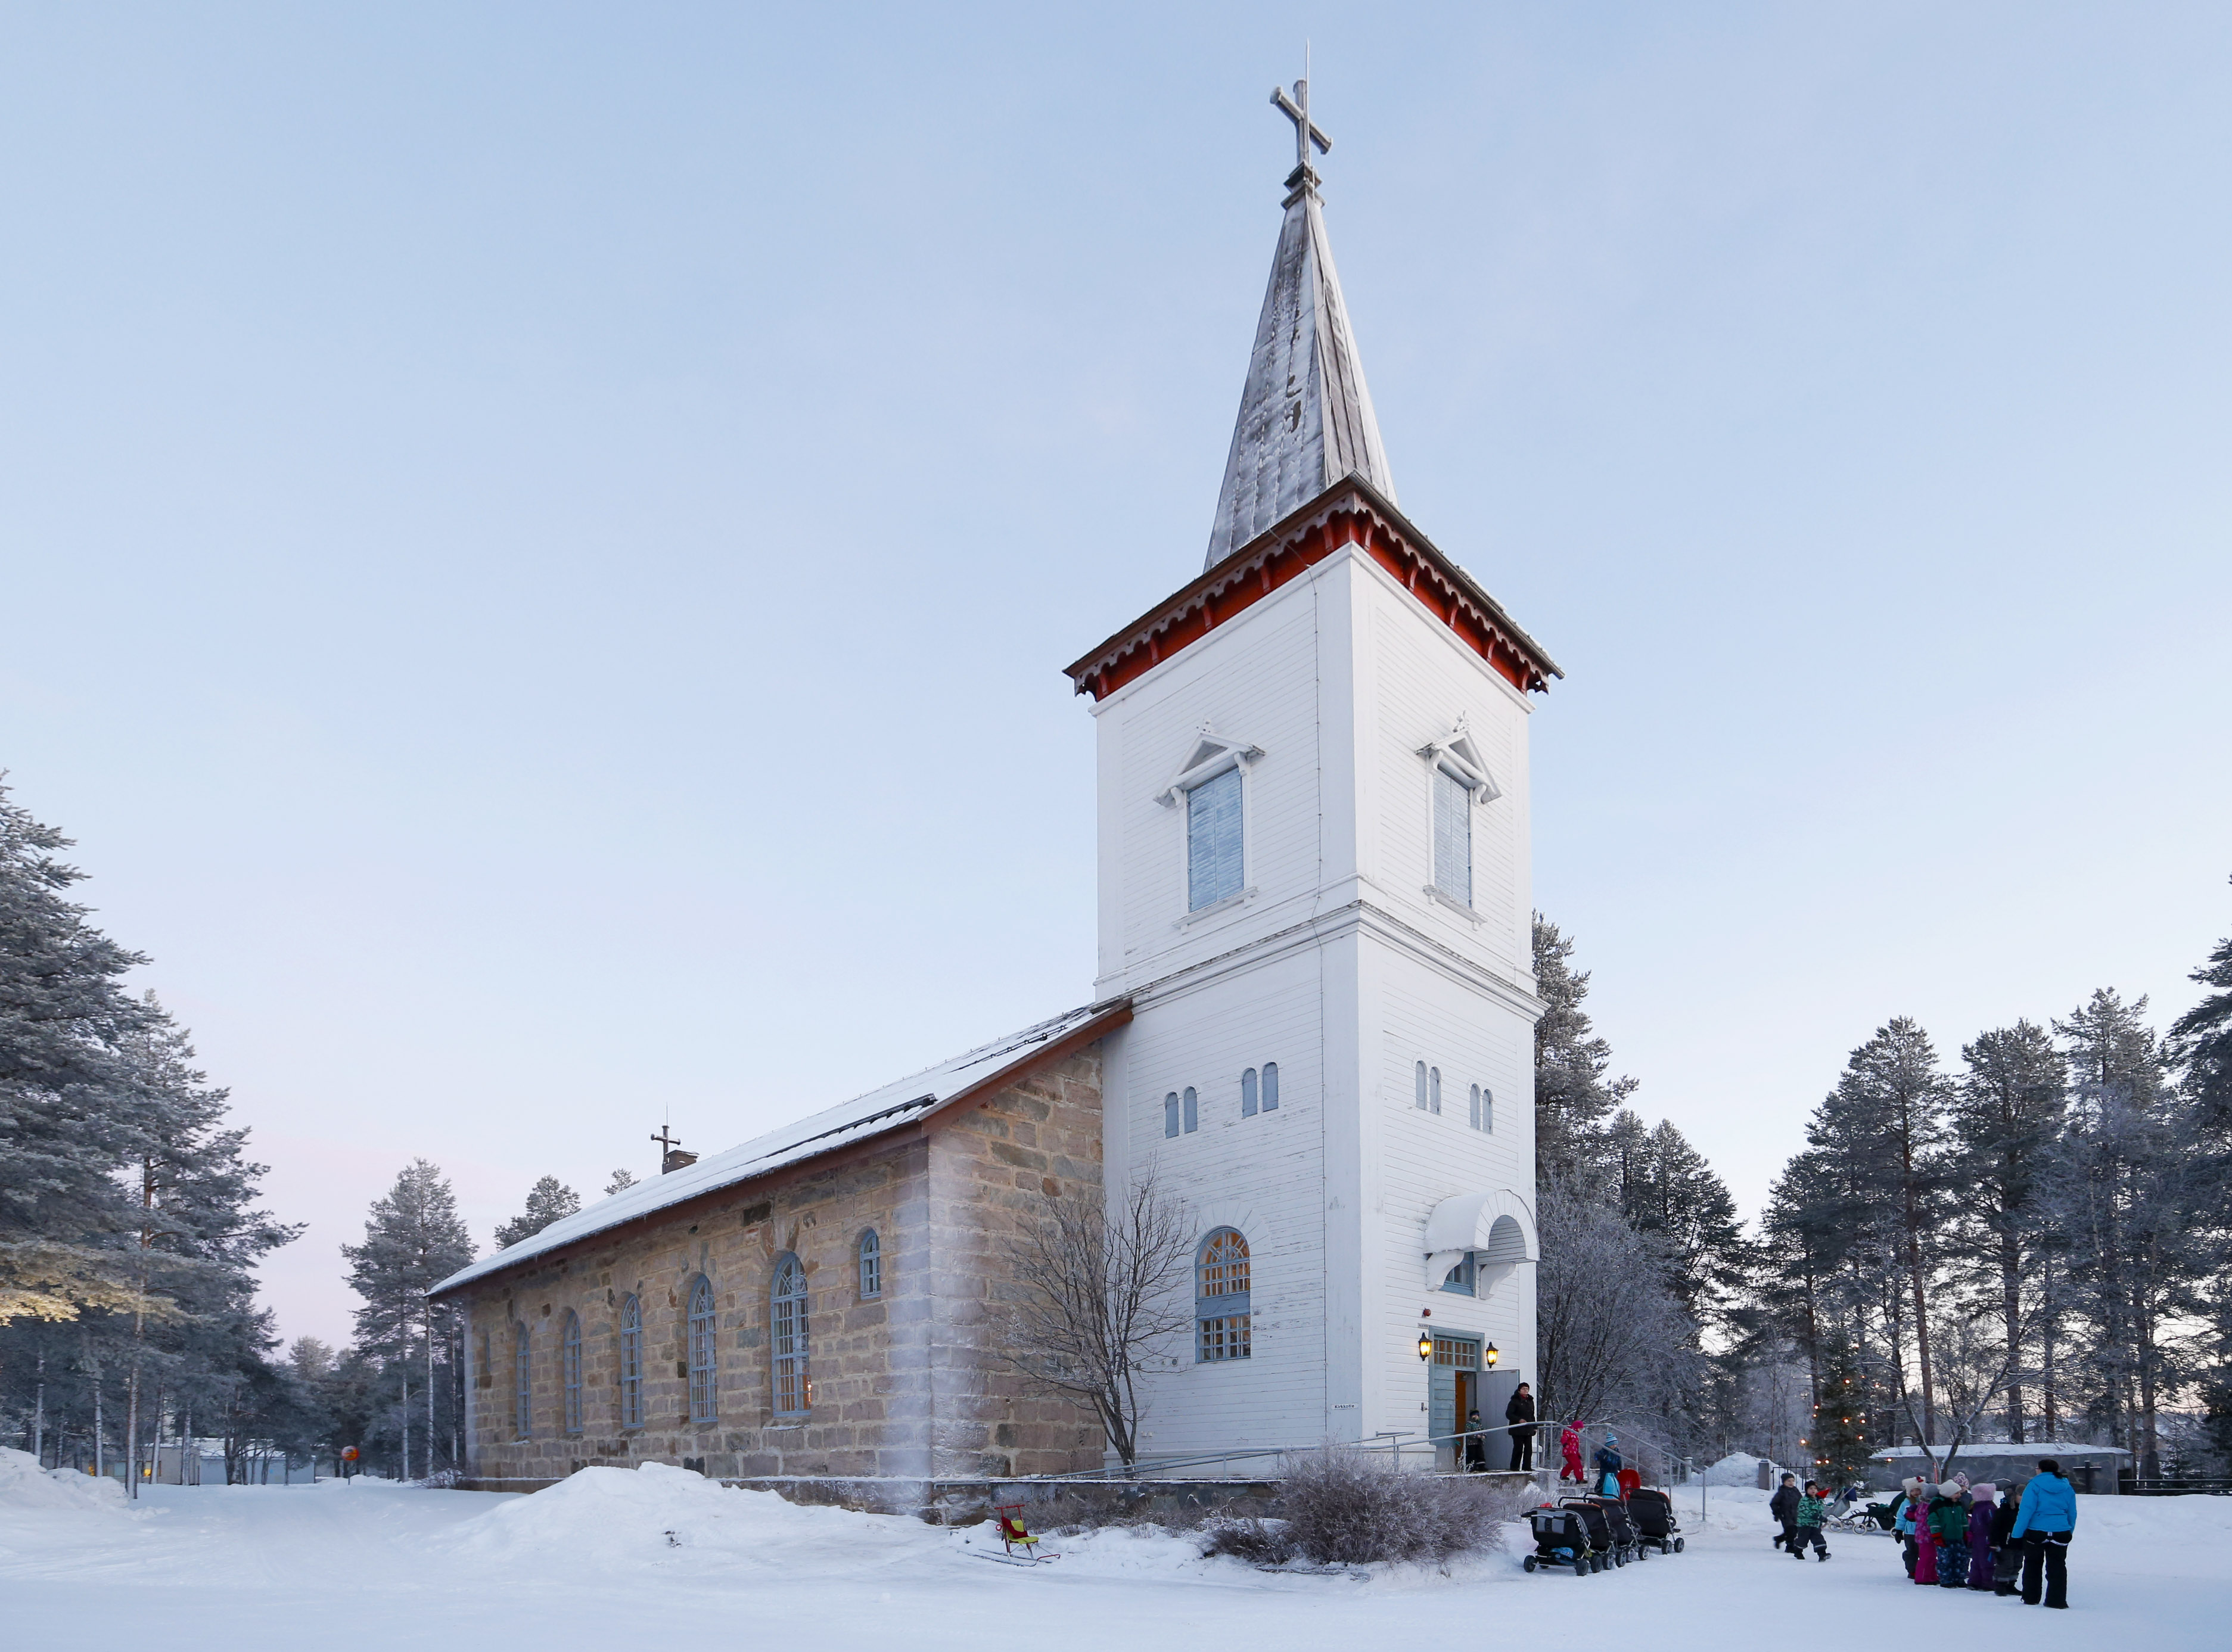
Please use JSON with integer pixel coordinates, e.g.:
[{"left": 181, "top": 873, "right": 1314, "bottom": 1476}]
[{"left": 1805, "top": 1344, "right": 1875, "bottom": 1486}]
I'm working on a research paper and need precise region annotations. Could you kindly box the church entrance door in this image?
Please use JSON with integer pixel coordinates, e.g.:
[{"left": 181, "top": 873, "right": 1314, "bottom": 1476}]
[{"left": 1427, "top": 1333, "right": 1482, "bottom": 1471}]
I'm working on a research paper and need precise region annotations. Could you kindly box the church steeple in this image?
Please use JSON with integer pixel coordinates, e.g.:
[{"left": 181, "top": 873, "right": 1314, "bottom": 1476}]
[{"left": 1202, "top": 79, "right": 1397, "bottom": 571}]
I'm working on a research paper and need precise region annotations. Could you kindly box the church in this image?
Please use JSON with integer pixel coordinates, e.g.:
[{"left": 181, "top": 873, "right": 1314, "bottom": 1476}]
[{"left": 430, "top": 81, "right": 1559, "bottom": 1499}]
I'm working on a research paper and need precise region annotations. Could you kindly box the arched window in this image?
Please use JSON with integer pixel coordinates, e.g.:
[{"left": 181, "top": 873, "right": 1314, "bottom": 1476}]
[
  {"left": 1182, "top": 1086, "right": 1198, "bottom": 1133},
  {"left": 1163, "top": 1091, "right": 1180, "bottom": 1137},
  {"left": 1429, "top": 1066, "right": 1443, "bottom": 1115},
  {"left": 1241, "top": 1068, "right": 1258, "bottom": 1116},
  {"left": 1469, "top": 1084, "right": 1481, "bottom": 1130},
  {"left": 1415, "top": 1061, "right": 1429, "bottom": 1110},
  {"left": 617, "top": 1294, "right": 643, "bottom": 1428},
  {"left": 1262, "top": 1061, "right": 1278, "bottom": 1111},
  {"left": 561, "top": 1312, "right": 583, "bottom": 1435},
  {"left": 686, "top": 1275, "right": 717, "bottom": 1425},
  {"left": 772, "top": 1253, "right": 809, "bottom": 1416},
  {"left": 858, "top": 1230, "right": 882, "bottom": 1300},
  {"left": 514, "top": 1325, "right": 531, "bottom": 1440},
  {"left": 1195, "top": 1228, "right": 1252, "bottom": 1363},
  {"left": 1472, "top": 1084, "right": 1493, "bottom": 1134}
]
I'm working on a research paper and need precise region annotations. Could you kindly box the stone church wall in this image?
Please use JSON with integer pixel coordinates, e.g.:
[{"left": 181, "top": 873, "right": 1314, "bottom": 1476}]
[{"left": 456, "top": 1048, "right": 1106, "bottom": 1492}]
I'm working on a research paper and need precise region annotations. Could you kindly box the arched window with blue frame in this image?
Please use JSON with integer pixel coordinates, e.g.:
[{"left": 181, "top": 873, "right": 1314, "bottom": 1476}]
[
  {"left": 772, "top": 1253, "right": 809, "bottom": 1416},
  {"left": 617, "top": 1294, "right": 643, "bottom": 1428},
  {"left": 857, "top": 1229, "right": 882, "bottom": 1300},
  {"left": 1195, "top": 1228, "right": 1252, "bottom": 1362},
  {"left": 514, "top": 1324, "right": 531, "bottom": 1440},
  {"left": 561, "top": 1311, "right": 583, "bottom": 1435},
  {"left": 686, "top": 1275, "right": 717, "bottom": 1425},
  {"left": 1261, "top": 1061, "right": 1278, "bottom": 1110}
]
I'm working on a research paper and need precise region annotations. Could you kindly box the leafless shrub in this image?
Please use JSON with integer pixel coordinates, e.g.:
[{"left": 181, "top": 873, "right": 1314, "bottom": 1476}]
[
  {"left": 1198, "top": 1517, "right": 1296, "bottom": 1564},
  {"left": 1271, "top": 1446, "right": 1517, "bottom": 1566},
  {"left": 999, "top": 1170, "right": 1196, "bottom": 1466}
]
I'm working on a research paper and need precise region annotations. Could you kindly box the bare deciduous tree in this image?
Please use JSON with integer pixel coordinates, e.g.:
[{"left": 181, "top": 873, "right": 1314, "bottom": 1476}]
[
  {"left": 1000, "top": 1171, "right": 1194, "bottom": 1467},
  {"left": 1537, "top": 1176, "right": 1698, "bottom": 1431}
]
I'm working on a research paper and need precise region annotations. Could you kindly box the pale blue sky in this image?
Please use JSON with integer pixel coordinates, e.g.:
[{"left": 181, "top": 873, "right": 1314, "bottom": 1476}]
[{"left": 3, "top": 4, "right": 2226, "bottom": 1346}]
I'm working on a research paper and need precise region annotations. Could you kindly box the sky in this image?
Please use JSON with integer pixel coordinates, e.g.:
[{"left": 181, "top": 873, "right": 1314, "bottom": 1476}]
[{"left": 2, "top": 2, "right": 2227, "bottom": 1349}]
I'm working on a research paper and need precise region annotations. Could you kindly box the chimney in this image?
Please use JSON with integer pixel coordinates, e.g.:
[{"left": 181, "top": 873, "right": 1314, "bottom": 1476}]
[{"left": 662, "top": 1149, "right": 698, "bottom": 1175}]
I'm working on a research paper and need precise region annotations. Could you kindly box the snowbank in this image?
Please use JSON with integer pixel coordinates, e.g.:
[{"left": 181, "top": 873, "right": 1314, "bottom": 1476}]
[
  {"left": 1702, "top": 1452, "right": 1770, "bottom": 1488},
  {"left": 444, "top": 1463, "right": 947, "bottom": 1577},
  {"left": 0, "top": 1448, "right": 128, "bottom": 1515}
]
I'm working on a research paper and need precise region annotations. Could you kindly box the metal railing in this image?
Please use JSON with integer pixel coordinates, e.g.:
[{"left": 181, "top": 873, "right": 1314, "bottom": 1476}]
[{"left": 1034, "top": 1419, "right": 1557, "bottom": 1482}]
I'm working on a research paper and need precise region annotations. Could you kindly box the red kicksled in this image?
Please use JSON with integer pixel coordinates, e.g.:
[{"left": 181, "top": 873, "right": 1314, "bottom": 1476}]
[{"left": 971, "top": 1504, "right": 1062, "bottom": 1567}]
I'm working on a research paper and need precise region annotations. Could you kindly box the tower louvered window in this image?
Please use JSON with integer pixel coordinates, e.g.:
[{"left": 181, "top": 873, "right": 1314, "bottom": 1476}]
[
  {"left": 686, "top": 1275, "right": 717, "bottom": 1424},
  {"left": 1186, "top": 766, "right": 1244, "bottom": 910},
  {"left": 618, "top": 1295, "right": 643, "bottom": 1428},
  {"left": 1433, "top": 766, "right": 1472, "bottom": 906},
  {"left": 772, "top": 1254, "right": 809, "bottom": 1416}
]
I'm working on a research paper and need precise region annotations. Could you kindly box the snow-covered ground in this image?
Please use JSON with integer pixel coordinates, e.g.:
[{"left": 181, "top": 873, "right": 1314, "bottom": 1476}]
[{"left": 5, "top": 1449, "right": 2227, "bottom": 1649}]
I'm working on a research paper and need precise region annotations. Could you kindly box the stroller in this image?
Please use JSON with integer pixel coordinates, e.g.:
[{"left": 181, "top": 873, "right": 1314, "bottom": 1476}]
[
  {"left": 1562, "top": 1497, "right": 1625, "bottom": 1568},
  {"left": 1523, "top": 1504, "right": 1597, "bottom": 1576},
  {"left": 1586, "top": 1494, "right": 1645, "bottom": 1563},
  {"left": 1627, "top": 1486, "right": 1686, "bottom": 1555}
]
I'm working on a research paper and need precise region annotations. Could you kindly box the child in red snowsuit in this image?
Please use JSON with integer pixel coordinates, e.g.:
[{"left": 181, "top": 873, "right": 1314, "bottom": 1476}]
[{"left": 1559, "top": 1420, "right": 1586, "bottom": 1483}]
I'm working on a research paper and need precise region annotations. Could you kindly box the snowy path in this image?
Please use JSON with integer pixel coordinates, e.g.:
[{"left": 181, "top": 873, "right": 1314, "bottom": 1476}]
[{"left": 6, "top": 1462, "right": 2228, "bottom": 1650}]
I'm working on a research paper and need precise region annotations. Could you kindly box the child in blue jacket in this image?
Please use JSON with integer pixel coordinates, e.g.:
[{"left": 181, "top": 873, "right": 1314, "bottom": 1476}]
[{"left": 2009, "top": 1461, "right": 2078, "bottom": 1609}]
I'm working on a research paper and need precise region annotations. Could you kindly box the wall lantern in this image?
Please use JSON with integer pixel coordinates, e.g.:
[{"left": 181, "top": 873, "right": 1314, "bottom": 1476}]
[
  {"left": 1484, "top": 1343, "right": 1500, "bottom": 1368},
  {"left": 1417, "top": 1329, "right": 1433, "bottom": 1362}
]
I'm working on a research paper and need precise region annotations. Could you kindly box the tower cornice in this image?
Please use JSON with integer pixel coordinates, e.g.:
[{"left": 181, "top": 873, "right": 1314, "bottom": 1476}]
[{"left": 1064, "top": 472, "right": 1562, "bottom": 702}]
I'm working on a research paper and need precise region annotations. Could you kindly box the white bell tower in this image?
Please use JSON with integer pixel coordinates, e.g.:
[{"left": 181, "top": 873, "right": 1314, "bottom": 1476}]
[{"left": 1064, "top": 80, "right": 1560, "bottom": 1467}]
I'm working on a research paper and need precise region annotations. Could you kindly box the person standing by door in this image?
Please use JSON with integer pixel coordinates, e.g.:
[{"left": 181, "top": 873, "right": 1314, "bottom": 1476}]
[{"left": 1505, "top": 1382, "right": 1537, "bottom": 1472}]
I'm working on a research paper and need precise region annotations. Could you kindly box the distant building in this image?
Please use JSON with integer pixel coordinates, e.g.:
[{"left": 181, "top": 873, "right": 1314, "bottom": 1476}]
[
  {"left": 1867, "top": 1443, "right": 2132, "bottom": 1495},
  {"left": 430, "top": 80, "right": 1556, "bottom": 1498}
]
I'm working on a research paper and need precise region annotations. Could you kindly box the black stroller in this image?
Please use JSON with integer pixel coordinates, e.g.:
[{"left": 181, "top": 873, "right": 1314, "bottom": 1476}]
[
  {"left": 1561, "top": 1497, "right": 1625, "bottom": 1567},
  {"left": 1586, "top": 1494, "right": 1645, "bottom": 1563},
  {"left": 1522, "top": 1504, "right": 1598, "bottom": 1576},
  {"left": 1627, "top": 1486, "right": 1686, "bottom": 1555}
]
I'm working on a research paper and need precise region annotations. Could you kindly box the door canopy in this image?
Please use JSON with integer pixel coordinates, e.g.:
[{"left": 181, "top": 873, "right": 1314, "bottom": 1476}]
[{"left": 1422, "top": 1189, "right": 1537, "bottom": 1293}]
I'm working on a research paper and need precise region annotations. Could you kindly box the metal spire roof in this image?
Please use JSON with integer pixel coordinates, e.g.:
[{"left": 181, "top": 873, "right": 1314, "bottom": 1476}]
[{"left": 1202, "top": 79, "right": 1396, "bottom": 571}]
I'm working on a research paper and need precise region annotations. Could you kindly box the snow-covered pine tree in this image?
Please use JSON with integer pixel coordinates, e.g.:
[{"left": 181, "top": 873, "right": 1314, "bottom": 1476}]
[
  {"left": 1531, "top": 915, "right": 1637, "bottom": 1185},
  {"left": 1947, "top": 1020, "right": 2064, "bottom": 1443},
  {"left": 2045, "top": 990, "right": 2204, "bottom": 1477},
  {"left": 493, "top": 1177, "right": 580, "bottom": 1249},
  {"left": 341, "top": 1161, "right": 474, "bottom": 1480},
  {"left": 603, "top": 1168, "right": 636, "bottom": 1196}
]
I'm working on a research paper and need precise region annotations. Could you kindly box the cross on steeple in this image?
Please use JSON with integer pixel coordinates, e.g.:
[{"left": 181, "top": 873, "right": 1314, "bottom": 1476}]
[{"left": 1271, "top": 76, "right": 1331, "bottom": 185}]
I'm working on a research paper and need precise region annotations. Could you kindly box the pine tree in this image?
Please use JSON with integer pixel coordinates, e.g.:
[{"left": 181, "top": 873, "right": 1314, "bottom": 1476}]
[
  {"left": 1947, "top": 1020, "right": 2063, "bottom": 1442},
  {"left": 2169, "top": 876, "right": 2232, "bottom": 1127},
  {"left": 494, "top": 1176, "right": 580, "bottom": 1249},
  {"left": 1532, "top": 916, "right": 1637, "bottom": 1184},
  {"left": 1804, "top": 1343, "right": 1875, "bottom": 1485},
  {"left": 603, "top": 1168, "right": 637, "bottom": 1197},
  {"left": 341, "top": 1161, "right": 474, "bottom": 1480}
]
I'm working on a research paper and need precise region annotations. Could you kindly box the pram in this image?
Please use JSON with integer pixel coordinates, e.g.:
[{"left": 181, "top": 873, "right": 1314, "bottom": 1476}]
[
  {"left": 1626, "top": 1486, "right": 1686, "bottom": 1555},
  {"left": 1562, "top": 1496, "right": 1626, "bottom": 1567},
  {"left": 1522, "top": 1504, "right": 1598, "bottom": 1576},
  {"left": 1586, "top": 1494, "right": 1645, "bottom": 1563}
]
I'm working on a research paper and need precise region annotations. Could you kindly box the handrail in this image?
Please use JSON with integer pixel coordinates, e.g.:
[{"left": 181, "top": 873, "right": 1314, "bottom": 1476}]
[{"left": 1033, "top": 1419, "right": 1556, "bottom": 1482}]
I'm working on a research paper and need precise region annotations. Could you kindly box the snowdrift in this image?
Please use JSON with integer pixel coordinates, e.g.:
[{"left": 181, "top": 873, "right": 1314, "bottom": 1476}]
[
  {"left": 444, "top": 1463, "right": 948, "bottom": 1577},
  {"left": 0, "top": 1447, "right": 129, "bottom": 1516}
]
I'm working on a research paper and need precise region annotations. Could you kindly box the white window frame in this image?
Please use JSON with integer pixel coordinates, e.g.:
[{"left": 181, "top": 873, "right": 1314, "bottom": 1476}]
[
  {"left": 1154, "top": 724, "right": 1264, "bottom": 923},
  {"left": 1417, "top": 719, "right": 1500, "bottom": 918}
]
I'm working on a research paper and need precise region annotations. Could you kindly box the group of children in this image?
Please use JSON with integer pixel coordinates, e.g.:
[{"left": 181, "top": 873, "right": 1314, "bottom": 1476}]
[{"left": 1768, "top": 1462, "right": 2074, "bottom": 1607}]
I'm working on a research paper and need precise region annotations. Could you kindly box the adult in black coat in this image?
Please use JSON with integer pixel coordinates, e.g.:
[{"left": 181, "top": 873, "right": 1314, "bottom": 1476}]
[{"left": 1505, "top": 1383, "right": 1538, "bottom": 1471}]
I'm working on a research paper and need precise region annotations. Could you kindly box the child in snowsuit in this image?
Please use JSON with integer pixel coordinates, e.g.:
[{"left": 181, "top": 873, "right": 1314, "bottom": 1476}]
[
  {"left": 1769, "top": 1472, "right": 1800, "bottom": 1551},
  {"left": 1964, "top": 1482, "right": 1997, "bottom": 1589},
  {"left": 1559, "top": 1420, "right": 1585, "bottom": 1485},
  {"left": 1893, "top": 1479, "right": 1922, "bottom": 1578},
  {"left": 1593, "top": 1435, "right": 1624, "bottom": 1499},
  {"left": 1990, "top": 1486, "right": 2022, "bottom": 1595},
  {"left": 1790, "top": 1482, "right": 1829, "bottom": 1560},
  {"left": 1928, "top": 1482, "right": 1970, "bottom": 1589}
]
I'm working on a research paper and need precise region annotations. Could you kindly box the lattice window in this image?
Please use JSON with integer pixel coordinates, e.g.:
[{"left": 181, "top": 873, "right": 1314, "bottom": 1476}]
[
  {"left": 772, "top": 1253, "right": 809, "bottom": 1416},
  {"left": 618, "top": 1295, "right": 643, "bottom": 1428},
  {"left": 1199, "top": 1228, "right": 1250, "bottom": 1299},
  {"left": 1198, "top": 1314, "right": 1252, "bottom": 1362},
  {"left": 686, "top": 1275, "right": 717, "bottom": 1425},
  {"left": 561, "top": 1311, "right": 583, "bottom": 1435},
  {"left": 514, "top": 1326, "right": 531, "bottom": 1440},
  {"left": 858, "top": 1229, "right": 882, "bottom": 1300},
  {"left": 1432, "top": 1336, "right": 1480, "bottom": 1369}
]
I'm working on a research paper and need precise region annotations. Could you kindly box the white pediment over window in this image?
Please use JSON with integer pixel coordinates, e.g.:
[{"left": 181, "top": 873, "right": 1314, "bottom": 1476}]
[
  {"left": 1155, "top": 723, "right": 1264, "bottom": 807},
  {"left": 1417, "top": 717, "right": 1502, "bottom": 804}
]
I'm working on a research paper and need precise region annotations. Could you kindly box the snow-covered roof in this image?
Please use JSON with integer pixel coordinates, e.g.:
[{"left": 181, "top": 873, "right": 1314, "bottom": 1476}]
[
  {"left": 1869, "top": 1443, "right": 2131, "bottom": 1460},
  {"left": 429, "top": 1001, "right": 1123, "bottom": 1298}
]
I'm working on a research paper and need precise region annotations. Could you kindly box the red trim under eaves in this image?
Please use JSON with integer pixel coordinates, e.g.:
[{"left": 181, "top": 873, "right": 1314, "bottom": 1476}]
[{"left": 1062, "top": 476, "right": 1561, "bottom": 702}]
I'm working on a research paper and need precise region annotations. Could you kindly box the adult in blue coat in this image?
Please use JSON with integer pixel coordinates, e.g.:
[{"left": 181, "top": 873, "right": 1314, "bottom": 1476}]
[{"left": 2009, "top": 1461, "right": 2078, "bottom": 1609}]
